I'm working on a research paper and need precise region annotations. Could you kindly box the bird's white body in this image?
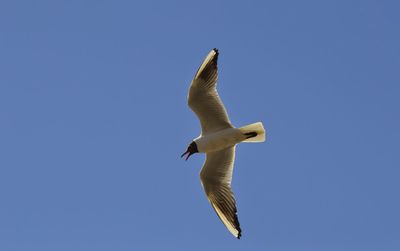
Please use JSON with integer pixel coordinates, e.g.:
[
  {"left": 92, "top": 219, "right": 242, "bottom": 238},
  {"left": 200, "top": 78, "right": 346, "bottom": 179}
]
[{"left": 194, "top": 128, "right": 244, "bottom": 153}]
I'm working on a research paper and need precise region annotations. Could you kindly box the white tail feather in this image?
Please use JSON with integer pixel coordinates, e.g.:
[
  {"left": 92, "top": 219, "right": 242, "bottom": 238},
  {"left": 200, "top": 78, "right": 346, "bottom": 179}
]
[{"left": 239, "top": 122, "right": 266, "bottom": 143}]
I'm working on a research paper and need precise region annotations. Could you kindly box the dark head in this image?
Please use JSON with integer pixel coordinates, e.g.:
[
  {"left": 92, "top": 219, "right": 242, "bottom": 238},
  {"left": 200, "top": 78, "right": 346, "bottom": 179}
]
[{"left": 181, "top": 142, "right": 198, "bottom": 161}]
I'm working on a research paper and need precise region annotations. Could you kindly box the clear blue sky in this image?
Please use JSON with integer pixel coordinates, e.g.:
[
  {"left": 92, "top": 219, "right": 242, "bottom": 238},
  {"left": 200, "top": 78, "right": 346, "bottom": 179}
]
[{"left": 1, "top": 1, "right": 399, "bottom": 250}]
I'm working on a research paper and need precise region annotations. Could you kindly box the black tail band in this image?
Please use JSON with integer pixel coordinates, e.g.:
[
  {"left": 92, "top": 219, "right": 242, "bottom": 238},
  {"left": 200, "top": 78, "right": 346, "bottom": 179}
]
[{"left": 244, "top": 132, "right": 258, "bottom": 139}]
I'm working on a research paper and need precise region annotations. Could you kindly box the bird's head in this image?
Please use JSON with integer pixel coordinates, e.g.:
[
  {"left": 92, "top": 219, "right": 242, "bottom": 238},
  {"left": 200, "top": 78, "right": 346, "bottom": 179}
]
[{"left": 181, "top": 141, "right": 198, "bottom": 161}]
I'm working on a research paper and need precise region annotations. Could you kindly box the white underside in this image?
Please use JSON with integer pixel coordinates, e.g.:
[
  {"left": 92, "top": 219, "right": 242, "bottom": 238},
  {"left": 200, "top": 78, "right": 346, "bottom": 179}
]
[{"left": 194, "top": 128, "right": 245, "bottom": 153}]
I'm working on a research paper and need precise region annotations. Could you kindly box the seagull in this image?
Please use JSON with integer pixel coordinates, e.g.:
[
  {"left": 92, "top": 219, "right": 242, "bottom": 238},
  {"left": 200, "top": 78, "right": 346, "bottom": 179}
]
[{"left": 181, "top": 48, "right": 266, "bottom": 239}]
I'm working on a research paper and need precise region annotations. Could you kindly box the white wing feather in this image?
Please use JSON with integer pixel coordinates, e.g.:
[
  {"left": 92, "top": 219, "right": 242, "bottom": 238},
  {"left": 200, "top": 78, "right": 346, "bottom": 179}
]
[
  {"left": 200, "top": 146, "right": 241, "bottom": 239},
  {"left": 188, "top": 49, "right": 233, "bottom": 134}
]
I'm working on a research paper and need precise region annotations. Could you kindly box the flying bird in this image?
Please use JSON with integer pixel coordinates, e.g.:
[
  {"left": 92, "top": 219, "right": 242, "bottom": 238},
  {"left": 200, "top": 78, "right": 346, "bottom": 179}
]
[{"left": 181, "top": 48, "right": 266, "bottom": 239}]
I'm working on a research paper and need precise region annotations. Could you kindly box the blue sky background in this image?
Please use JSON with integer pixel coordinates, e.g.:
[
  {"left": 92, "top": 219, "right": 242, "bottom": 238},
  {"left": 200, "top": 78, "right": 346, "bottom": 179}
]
[{"left": 1, "top": 1, "right": 399, "bottom": 250}]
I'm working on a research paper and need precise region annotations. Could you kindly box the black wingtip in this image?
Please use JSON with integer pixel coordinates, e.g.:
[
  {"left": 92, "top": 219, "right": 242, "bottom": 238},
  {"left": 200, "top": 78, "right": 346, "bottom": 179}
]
[
  {"left": 235, "top": 214, "right": 242, "bottom": 239},
  {"left": 212, "top": 48, "right": 219, "bottom": 55}
]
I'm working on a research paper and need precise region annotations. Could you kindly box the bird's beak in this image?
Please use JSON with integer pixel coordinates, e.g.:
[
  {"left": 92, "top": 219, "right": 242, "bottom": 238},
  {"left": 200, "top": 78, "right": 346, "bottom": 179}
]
[{"left": 181, "top": 149, "right": 192, "bottom": 161}]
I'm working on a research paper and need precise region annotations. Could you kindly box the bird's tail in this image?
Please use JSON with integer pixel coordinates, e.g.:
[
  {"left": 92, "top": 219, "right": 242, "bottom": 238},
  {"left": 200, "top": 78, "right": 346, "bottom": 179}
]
[{"left": 239, "top": 122, "right": 266, "bottom": 143}]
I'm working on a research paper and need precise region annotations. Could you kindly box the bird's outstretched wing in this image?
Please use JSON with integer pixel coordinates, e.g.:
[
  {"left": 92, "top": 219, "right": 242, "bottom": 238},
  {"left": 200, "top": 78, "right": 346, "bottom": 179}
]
[
  {"left": 200, "top": 146, "right": 241, "bottom": 239},
  {"left": 188, "top": 49, "right": 233, "bottom": 134}
]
